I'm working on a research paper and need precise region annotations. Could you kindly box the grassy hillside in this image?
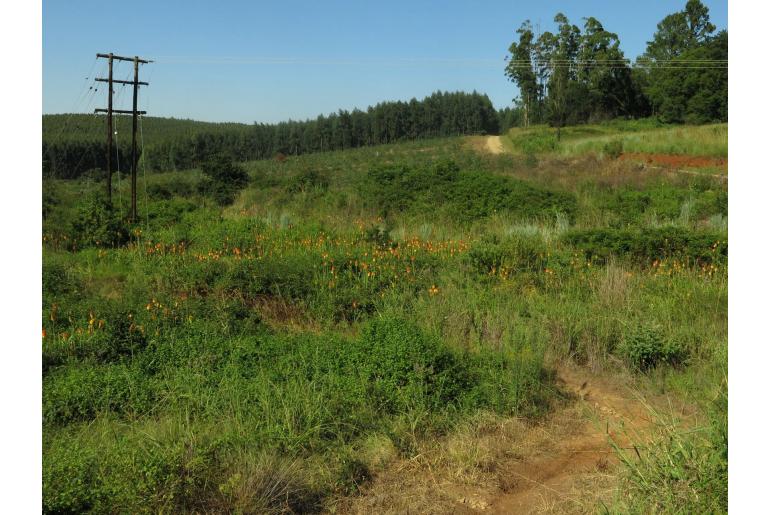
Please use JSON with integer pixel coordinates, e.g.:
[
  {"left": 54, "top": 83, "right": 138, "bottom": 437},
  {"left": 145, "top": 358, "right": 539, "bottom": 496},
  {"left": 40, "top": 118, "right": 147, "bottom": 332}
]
[
  {"left": 504, "top": 120, "right": 727, "bottom": 159},
  {"left": 42, "top": 130, "right": 727, "bottom": 513}
]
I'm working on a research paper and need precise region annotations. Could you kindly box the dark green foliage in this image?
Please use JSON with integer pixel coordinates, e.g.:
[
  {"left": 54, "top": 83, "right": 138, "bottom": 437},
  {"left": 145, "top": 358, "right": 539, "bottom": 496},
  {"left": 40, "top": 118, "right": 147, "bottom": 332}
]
[
  {"left": 285, "top": 169, "right": 329, "bottom": 193},
  {"left": 43, "top": 91, "right": 500, "bottom": 179},
  {"left": 356, "top": 317, "right": 471, "bottom": 412},
  {"left": 363, "top": 223, "right": 396, "bottom": 250},
  {"left": 145, "top": 198, "right": 199, "bottom": 226},
  {"left": 224, "top": 254, "right": 317, "bottom": 300},
  {"left": 505, "top": 14, "right": 649, "bottom": 129},
  {"left": 363, "top": 160, "right": 576, "bottom": 222},
  {"left": 43, "top": 261, "right": 76, "bottom": 298},
  {"left": 466, "top": 235, "right": 548, "bottom": 276},
  {"left": 43, "top": 363, "right": 157, "bottom": 425},
  {"left": 147, "top": 179, "right": 197, "bottom": 200},
  {"left": 620, "top": 324, "right": 687, "bottom": 370},
  {"left": 70, "top": 194, "right": 130, "bottom": 248},
  {"left": 43, "top": 432, "right": 236, "bottom": 515},
  {"left": 563, "top": 226, "right": 726, "bottom": 265},
  {"left": 643, "top": 31, "right": 727, "bottom": 123},
  {"left": 504, "top": 3, "right": 724, "bottom": 129},
  {"left": 42, "top": 139, "right": 134, "bottom": 180},
  {"left": 43, "top": 440, "right": 99, "bottom": 514},
  {"left": 43, "top": 181, "right": 61, "bottom": 220},
  {"left": 639, "top": 1, "right": 726, "bottom": 123},
  {"left": 198, "top": 153, "right": 249, "bottom": 206},
  {"left": 43, "top": 308, "right": 148, "bottom": 374}
]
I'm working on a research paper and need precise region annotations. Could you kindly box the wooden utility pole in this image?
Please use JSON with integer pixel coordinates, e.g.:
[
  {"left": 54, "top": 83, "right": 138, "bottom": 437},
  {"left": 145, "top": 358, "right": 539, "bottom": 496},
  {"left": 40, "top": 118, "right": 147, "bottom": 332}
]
[
  {"left": 95, "top": 53, "right": 151, "bottom": 219},
  {"left": 105, "top": 54, "right": 114, "bottom": 203},
  {"left": 130, "top": 57, "right": 140, "bottom": 221}
]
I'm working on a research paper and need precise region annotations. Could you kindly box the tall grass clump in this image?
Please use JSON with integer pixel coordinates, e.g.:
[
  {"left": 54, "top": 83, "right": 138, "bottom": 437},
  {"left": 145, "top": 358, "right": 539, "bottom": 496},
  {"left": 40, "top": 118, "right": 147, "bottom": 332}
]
[{"left": 612, "top": 383, "right": 727, "bottom": 513}]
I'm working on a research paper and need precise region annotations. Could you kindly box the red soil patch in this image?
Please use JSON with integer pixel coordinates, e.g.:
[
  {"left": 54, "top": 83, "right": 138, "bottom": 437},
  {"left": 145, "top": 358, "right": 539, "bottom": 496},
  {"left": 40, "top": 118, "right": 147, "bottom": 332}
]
[{"left": 619, "top": 152, "right": 726, "bottom": 169}]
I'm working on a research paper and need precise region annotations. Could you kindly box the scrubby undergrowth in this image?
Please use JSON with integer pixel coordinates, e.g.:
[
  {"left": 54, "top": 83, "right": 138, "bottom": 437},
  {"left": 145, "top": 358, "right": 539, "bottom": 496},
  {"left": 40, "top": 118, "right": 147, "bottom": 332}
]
[{"left": 43, "top": 131, "right": 726, "bottom": 513}]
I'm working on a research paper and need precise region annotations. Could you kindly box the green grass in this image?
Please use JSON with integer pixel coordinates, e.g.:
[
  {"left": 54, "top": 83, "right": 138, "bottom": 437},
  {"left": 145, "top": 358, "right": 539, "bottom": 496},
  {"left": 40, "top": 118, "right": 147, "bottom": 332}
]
[
  {"left": 42, "top": 127, "right": 727, "bottom": 513},
  {"left": 504, "top": 120, "right": 727, "bottom": 159}
]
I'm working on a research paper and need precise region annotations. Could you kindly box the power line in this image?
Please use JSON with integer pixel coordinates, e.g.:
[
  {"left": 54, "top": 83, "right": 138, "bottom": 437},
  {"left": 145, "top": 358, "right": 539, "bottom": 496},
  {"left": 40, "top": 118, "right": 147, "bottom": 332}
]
[{"left": 151, "top": 54, "right": 727, "bottom": 69}]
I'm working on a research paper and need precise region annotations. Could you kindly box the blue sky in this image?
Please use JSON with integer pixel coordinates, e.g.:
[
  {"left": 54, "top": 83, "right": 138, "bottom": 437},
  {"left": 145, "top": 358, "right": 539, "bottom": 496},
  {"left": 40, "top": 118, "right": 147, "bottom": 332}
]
[{"left": 42, "top": 0, "right": 727, "bottom": 124}]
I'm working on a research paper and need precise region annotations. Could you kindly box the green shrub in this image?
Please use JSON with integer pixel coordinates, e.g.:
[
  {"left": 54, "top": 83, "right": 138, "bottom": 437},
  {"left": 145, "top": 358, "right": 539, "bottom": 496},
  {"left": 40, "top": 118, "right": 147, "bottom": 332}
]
[
  {"left": 43, "top": 363, "right": 157, "bottom": 424},
  {"left": 563, "top": 226, "right": 727, "bottom": 265},
  {"left": 145, "top": 198, "right": 199, "bottom": 226},
  {"left": 70, "top": 194, "right": 130, "bottom": 248},
  {"left": 42, "top": 309, "right": 148, "bottom": 374},
  {"left": 363, "top": 223, "right": 396, "bottom": 249},
  {"left": 147, "top": 179, "right": 197, "bottom": 200},
  {"left": 43, "top": 260, "right": 77, "bottom": 298},
  {"left": 362, "top": 160, "right": 576, "bottom": 222},
  {"left": 285, "top": 169, "right": 329, "bottom": 193},
  {"left": 356, "top": 317, "right": 471, "bottom": 412},
  {"left": 43, "top": 440, "right": 100, "bottom": 513},
  {"left": 603, "top": 139, "right": 624, "bottom": 159},
  {"left": 198, "top": 153, "right": 249, "bottom": 206},
  {"left": 465, "top": 234, "right": 547, "bottom": 276},
  {"left": 619, "top": 324, "right": 686, "bottom": 370}
]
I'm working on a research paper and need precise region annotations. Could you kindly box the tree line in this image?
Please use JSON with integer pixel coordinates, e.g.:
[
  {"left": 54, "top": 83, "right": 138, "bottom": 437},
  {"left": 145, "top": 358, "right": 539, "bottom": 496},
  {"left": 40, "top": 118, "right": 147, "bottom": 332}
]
[
  {"left": 44, "top": 1, "right": 726, "bottom": 179},
  {"left": 43, "top": 91, "right": 500, "bottom": 179},
  {"left": 504, "top": 0, "right": 726, "bottom": 132}
]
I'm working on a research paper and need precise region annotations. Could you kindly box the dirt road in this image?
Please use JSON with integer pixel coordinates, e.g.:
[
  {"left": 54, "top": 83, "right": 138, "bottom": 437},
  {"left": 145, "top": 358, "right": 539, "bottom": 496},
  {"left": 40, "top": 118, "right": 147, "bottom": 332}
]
[{"left": 485, "top": 135, "right": 504, "bottom": 155}]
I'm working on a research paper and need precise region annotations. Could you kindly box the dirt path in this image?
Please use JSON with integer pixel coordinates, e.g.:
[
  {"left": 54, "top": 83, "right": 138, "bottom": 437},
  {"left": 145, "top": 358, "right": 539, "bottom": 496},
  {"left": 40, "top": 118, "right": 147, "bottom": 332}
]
[
  {"left": 340, "top": 365, "right": 678, "bottom": 514},
  {"left": 474, "top": 137, "right": 726, "bottom": 181},
  {"left": 485, "top": 136, "right": 504, "bottom": 155},
  {"left": 484, "top": 366, "right": 657, "bottom": 514}
]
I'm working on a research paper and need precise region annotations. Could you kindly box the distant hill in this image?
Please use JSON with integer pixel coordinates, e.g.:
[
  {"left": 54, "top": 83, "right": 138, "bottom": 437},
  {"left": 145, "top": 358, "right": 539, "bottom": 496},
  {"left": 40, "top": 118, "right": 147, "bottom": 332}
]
[{"left": 43, "top": 91, "right": 501, "bottom": 178}]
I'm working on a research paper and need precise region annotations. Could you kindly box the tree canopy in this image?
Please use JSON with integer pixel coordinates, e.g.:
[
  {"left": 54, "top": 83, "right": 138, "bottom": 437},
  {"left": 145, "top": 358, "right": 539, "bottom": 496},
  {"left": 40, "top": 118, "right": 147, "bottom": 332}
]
[{"left": 503, "top": 0, "right": 725, "bottom": 128}]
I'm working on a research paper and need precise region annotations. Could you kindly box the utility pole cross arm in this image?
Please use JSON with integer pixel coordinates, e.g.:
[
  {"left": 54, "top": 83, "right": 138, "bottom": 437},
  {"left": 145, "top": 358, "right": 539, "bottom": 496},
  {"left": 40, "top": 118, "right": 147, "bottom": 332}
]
[
  {"left": 95, "top": 109, "right": 147, "bottom": 115},
  {"left": 97, "top": 53, "right": 152, "bottom": 64},
  {"left": 96, "top": 78, "right": 149, "bottom": 86}
]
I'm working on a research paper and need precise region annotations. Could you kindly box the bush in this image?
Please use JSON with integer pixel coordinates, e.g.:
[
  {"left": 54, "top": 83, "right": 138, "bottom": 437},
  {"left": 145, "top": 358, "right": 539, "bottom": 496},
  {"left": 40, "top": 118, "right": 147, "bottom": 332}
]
[
  {"left": 363, "top": 224, "right": 396, "bottom": 250},
  {"left": 603, "top": 139, "right": 624, "bottom": 159},
  {"left": 619, "top": 324, "right": 686, "bottom": 370},
  {"left": 43, "top": 260, "right": 77, "bottom": 298},
  {"left": 466, "top": 234, "right": 547, "bottom": 276},
  {"left": 355, "top": 317, "right": 471, "bottom": 412},
  {"left": 285, "top": 169, "right": 329, "bottom": 193},
  {"left": 42, "top": 309, "right": 148, "bottom": 374},
  {"left": 362, "top": 160, "right": 576, "bottom": 222},
  {"left": 43, "top": 363, "right": 157, "bottom": 424},
  {"left": 145, "top": 198, "right": 199, "bottom": 226},
  {"left": 198, "top": 153, "right": 249, "bottom": 206},
  {"left": 70, "top": 194, "right": 130, "bottom": 248},
  {"left": 563, "top": 226, "right": 727, "bottom": 266},
  {"left": 147, "top": 180, "right": 197, "bottom": 200},
  {"left": 43, "top": 440, "right": 100, "bottom": 513}
]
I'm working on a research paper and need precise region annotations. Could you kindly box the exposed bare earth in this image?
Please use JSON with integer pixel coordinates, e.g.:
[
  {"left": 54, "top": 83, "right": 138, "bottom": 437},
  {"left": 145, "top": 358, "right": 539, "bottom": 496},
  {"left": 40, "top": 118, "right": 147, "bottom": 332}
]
[
  {"left": 618, "top": 152, "right": 726, "bottom": 170},
  {"left": 337, "top": 365, "right": 686, "bottom": 514},
  {"left": 486, "top": 366, "right": 660, "bottom": 514},
  {"left": 485, "top": 136, "right": 504, "bottom": 155}
]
